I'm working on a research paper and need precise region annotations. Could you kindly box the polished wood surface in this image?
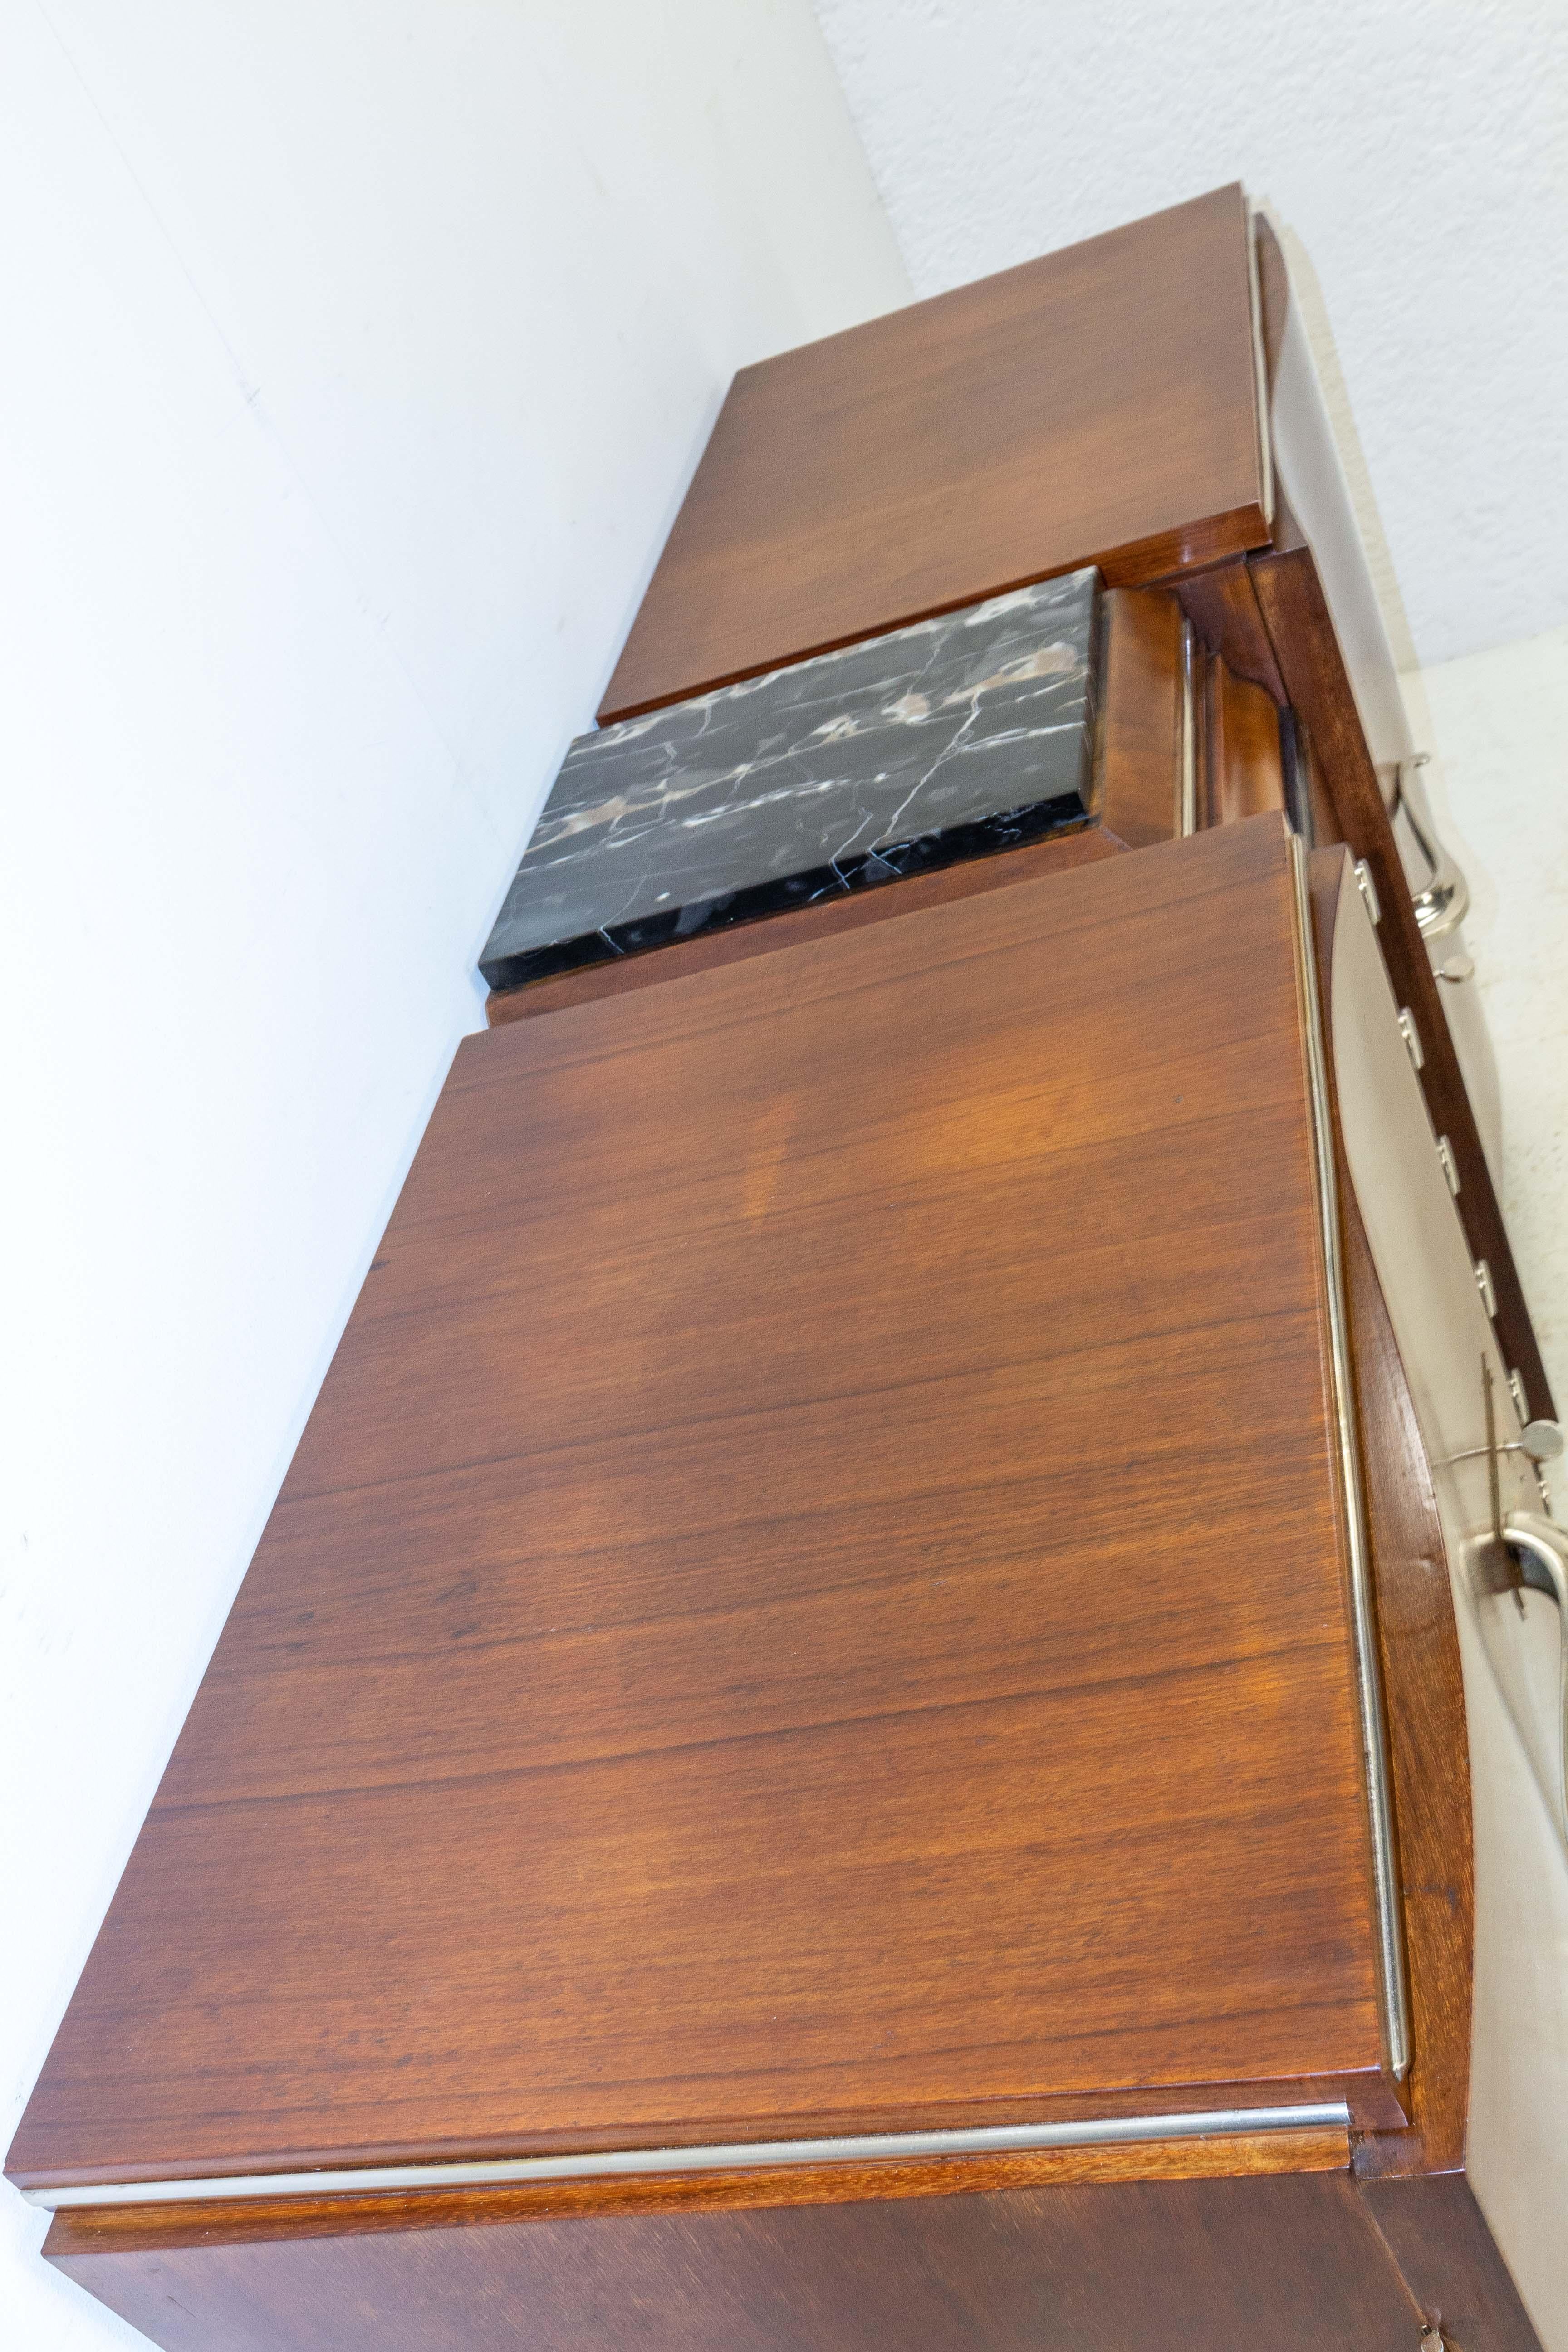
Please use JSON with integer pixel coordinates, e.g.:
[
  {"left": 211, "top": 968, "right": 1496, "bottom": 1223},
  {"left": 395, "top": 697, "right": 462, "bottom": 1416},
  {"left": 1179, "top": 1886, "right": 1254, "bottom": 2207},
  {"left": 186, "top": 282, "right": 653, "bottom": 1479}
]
[
  {"left": 600, "top": 187, "right": 1267, "bottom": 721},
  {"left": 583, "top": 179, "right": 1552, "bottom": 1416},
  {"left": 12, "top": 818, "right": 1393, "bottom": 2195},
  {"left": 1250, "top": 544, "right": 1553, "bottom": 1421},
  {"left": 48, "top": 2171, "right": 1427, "bottom": 2352},
  {"left": 40, "top": 2126, "right": 1352, "bottom": 2259},
  {"left": 1094, "top": 587, "right": 1183, "bottom": 848},
  {"left": 1205, "top": 655, "right": 1284, "bottom": 828},
  {"left": 1308, "top": 849, "right": 1473, "bottom": 2178},
  {"left": 1173, "top": 555, "right": 1285, "bottom": 706}
]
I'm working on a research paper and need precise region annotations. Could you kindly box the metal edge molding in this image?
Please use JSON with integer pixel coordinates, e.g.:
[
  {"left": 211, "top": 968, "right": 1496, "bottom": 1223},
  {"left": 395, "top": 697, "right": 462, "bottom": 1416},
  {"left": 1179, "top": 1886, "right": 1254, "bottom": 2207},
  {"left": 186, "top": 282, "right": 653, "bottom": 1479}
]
[
  {"left": 1178, "top": 621, "right": 1198, "bottom": 837},
  {"left": 1289, "top": 831, "right": 1412, "bottom": 2081},
  {"left": 24, "top": 2104, "right": 1352, "bottom": 2212}
]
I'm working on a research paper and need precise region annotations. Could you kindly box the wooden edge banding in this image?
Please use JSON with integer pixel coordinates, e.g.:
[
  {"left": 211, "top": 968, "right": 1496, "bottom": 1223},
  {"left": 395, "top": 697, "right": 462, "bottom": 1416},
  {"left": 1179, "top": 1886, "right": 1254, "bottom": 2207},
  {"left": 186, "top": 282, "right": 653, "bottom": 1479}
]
[
  {"left": 1250, "top": 543, "right": 1554, "bottom": 1423},
  {"left": 1306, "top": 848, "right": 1475, "bottom": 2180},
  {"left": 44, "top": 2130, "right": 1351, "bottom": 2259},
  {"left": 1167, "top": 554, "right": 1288, "bottom": 705},
  {"left": 1095, "top": 587, "right": 1183, "bottom": 849},
  {"left": 598, "top": 509, "right": 1271, "bottom": 725},
  {"left": 484, "top": 826, "right": 1120, "bottom": 1027},
  {"left": 1207, "top": 657, "right": 1284, "bottom": 828}
]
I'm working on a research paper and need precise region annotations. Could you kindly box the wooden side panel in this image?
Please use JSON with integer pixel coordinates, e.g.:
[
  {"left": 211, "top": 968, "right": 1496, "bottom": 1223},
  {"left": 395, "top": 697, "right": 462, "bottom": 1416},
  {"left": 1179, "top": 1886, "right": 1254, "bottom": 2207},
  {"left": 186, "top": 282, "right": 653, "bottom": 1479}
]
[
  {"left": 47, "top": 2171, "right": 1425, "bottom": 2352},
  {"left": 1361, "top": 2174, "right": 1546, "bottom": 2352},
  {"left": 11, "top": 819, "right": 1390, "bottom": 2193},
  {"left": 1206, "top": 658, "right": 1284, "bottom": 828},
  {"left": 1250, "top": 543, "right": 1553, "bottom": 1423},
  {"left": 1307, "top": 850, "right": 1473, "bottom": 2178},
  {"left": 600, "top": 187, "right": 1268, "bottom": 720},
  {"left": 1172, "top": 555, "right": 1286, "bottom": 704},
  {"left": 1095, "top": 587, "right": 1181, "bottom": 848}
]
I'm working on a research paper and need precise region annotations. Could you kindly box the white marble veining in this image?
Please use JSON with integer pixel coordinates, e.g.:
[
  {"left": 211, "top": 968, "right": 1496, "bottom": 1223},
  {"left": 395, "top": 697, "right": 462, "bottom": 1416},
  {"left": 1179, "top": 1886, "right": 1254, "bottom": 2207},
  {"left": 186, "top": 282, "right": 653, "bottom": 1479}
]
[{"left": 481, "top": 570, "right": 1098, "bottom": 987}]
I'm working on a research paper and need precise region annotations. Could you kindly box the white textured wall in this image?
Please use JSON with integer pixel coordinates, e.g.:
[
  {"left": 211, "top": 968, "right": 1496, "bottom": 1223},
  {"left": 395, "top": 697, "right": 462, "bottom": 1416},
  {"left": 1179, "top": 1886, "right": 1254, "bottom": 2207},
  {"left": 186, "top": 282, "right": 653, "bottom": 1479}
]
[
  {"left": 0, "top": 8, "right": 906, "bottom": 2345},
  {"left": 814, "top": 0, "right": 1568, "bottom": 668}
]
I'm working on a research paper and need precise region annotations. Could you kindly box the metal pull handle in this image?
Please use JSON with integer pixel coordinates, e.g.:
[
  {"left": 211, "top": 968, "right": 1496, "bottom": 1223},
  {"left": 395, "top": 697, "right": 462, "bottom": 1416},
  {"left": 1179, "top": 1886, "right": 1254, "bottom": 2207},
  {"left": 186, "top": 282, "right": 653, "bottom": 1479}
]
[
  {"left": 1396, "top": 760, "right": 1471, "bottom": 942},
  {"left": 1502, "top": 1513, "right": 1568, "bottom": 1838}
]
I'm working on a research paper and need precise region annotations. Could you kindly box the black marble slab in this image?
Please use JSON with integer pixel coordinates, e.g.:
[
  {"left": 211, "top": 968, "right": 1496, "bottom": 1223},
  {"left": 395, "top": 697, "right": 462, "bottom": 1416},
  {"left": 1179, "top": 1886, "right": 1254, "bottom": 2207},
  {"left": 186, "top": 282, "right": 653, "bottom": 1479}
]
[{"left": 480, "top": 568, "right": 1101, "bottom": 991}]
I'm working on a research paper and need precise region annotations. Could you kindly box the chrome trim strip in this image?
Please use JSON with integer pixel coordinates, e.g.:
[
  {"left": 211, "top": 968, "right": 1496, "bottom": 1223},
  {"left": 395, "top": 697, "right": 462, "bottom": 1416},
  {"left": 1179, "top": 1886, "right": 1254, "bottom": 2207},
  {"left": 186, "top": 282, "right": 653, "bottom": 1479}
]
[
  {"left": 1290, "top": 832, "right": 1411, "bottom": 2079},
  {"left": 1178, "top": 620, "right": 1197, "bottom": 837},
  {"left": 1246, "top": 201, "right": 1275, "bottom": 527},
  {"left": 24, "top": 2104, "right": 1352, "bottom": 2211},
  {"left": 1397, "top": 763, "right": 1472, "bottom": 943}
]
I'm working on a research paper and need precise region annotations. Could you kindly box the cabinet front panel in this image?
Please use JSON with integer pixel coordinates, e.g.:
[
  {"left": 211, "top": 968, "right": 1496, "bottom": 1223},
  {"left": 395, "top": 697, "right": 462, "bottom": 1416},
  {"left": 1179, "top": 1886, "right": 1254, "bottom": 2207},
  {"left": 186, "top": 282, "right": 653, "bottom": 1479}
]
[{"left": 11, "top": 819, "right": 1384, "bottom": 2193}]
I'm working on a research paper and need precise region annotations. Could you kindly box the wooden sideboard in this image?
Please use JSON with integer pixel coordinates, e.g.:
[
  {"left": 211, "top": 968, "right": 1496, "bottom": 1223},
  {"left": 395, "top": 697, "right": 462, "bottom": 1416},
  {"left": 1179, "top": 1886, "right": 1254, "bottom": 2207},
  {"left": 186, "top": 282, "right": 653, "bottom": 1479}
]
[
  {"left": 13, "top": 192, "right": 1565, "bottom": 2352},
  {"left": 588, "top": 183, "right": 1548, "bottom": 1427}
]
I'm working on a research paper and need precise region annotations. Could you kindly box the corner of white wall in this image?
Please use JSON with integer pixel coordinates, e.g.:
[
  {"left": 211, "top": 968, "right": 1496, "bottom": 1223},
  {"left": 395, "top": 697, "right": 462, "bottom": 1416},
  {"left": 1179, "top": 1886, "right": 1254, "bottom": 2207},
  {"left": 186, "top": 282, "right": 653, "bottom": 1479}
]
[{"left": 0, "top": 9, "right": 906, "bottom": 2344}]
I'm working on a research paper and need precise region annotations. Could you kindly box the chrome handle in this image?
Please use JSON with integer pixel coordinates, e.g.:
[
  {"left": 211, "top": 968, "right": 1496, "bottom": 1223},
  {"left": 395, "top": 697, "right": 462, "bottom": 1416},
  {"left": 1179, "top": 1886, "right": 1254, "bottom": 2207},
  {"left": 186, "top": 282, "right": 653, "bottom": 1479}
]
[
  {"left": 1396, "top": 760, "right": 1471, "bottom": 942},
  {"left": 1504, "top": 1513, "right": 1568, "bottom": 1836}
]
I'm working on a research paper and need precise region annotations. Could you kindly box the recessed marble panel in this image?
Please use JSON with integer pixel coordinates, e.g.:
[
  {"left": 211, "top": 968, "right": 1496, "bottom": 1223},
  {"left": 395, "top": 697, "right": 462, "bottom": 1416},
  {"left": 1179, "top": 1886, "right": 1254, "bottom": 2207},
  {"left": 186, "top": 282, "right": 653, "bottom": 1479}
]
[{"left": 480, "top": 568, "right": 1101, "bottom": 991}]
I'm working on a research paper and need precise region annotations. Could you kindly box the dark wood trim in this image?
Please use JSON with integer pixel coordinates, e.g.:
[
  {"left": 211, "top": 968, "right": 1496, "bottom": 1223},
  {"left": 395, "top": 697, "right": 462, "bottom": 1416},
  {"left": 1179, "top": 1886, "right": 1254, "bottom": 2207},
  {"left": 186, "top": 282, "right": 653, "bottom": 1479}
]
[
  {"left": 1360, "top": 2173, "right": 1546, "bottom": 2352},
  {"left": 1169, "top": 554, "right": 1287, "bottom": 704},
  {"left": 40, "top": 2171, "right": 1445, "bottom": 2352},
  {"left": 1095, "top": 587, "right": 1183, "bottom": 848},
  {"left": 1308, "top": 849, "right": 1474, "bottom": 2181},
  {"left": 1205, "top": 656, "right": 1284, "bottom": 828},
  {"left": 1252, "top": 545, "right": 1553, "bottom": 1421}
]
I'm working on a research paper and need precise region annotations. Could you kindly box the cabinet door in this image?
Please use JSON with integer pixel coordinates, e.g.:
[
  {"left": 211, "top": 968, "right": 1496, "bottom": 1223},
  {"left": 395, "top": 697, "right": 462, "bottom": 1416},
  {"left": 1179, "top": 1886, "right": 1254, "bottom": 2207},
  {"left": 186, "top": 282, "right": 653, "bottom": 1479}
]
[
  {"left": 10, "top": 815, "right": 1399, "bottom": 2206},
  {"left": 599, "top": 186, "right": 1264, "bottom": 722}
]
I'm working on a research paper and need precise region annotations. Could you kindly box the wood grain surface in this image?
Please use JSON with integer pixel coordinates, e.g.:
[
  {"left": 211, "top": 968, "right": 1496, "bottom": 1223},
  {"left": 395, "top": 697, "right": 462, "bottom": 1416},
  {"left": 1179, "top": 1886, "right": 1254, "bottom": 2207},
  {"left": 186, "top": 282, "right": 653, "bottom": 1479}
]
[
  {"left": 42, "top": 2126, "right": 1351, "bottom": 2258},
  {"left": 10, "top": 817, "right": 1391, "bottom": 2195},
  {"left": 599, "top": 187, "right": 1266, "bottom": 721},
  {"left": 1172, "top": 555, "right": 1286, "bottom": 706},
  {"left": 1205, "top": 656, "right": 1284, "bottom": 829},
  {"left": 1094, "top": 587, "right": 1183, "bottom": 848},
  {"left": 1308, "top": 851, "right": 1474, "bottom": 2178},
  {"left": 47, "top": 2171, "right": 1428, "bottom": 2352}
]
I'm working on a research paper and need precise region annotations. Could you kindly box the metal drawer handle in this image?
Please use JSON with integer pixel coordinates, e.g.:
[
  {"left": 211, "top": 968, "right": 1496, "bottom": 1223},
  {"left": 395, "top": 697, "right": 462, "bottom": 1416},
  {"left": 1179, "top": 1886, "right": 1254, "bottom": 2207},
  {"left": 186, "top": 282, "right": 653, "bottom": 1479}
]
[
  {"left": 1504, "top": 1513, "right": 1568, "bottom": 1835},
  {"left": 1398, "top": 758, "right": 1471, "bottom": 942}
]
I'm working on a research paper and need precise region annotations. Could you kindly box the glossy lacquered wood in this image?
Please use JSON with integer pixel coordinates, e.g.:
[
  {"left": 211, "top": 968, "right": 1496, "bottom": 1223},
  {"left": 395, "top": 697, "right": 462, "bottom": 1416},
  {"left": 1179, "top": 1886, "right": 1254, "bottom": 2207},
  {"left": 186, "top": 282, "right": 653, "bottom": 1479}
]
[
  {"left": 1308, "top": 850, "right": 1473, "bottom": 2179},
  {"left": 47, "top": 2171, "right": 1427, "bottom": 2352},
  {"left": 1204, "top": 654, "right": 1284, "bottom": 828},
  {"left": 1094, "top": 586, "right": 1185, "bottom": 846},
  {"left": 600, "top": 186, "right": 1267, "bottom": 721},
  {"left": 41, "top": 2126, "right": 1351, "bottom": 2252},
  {"left": 10, "top": 818, "right": 1395, "bottom": 2197}
]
